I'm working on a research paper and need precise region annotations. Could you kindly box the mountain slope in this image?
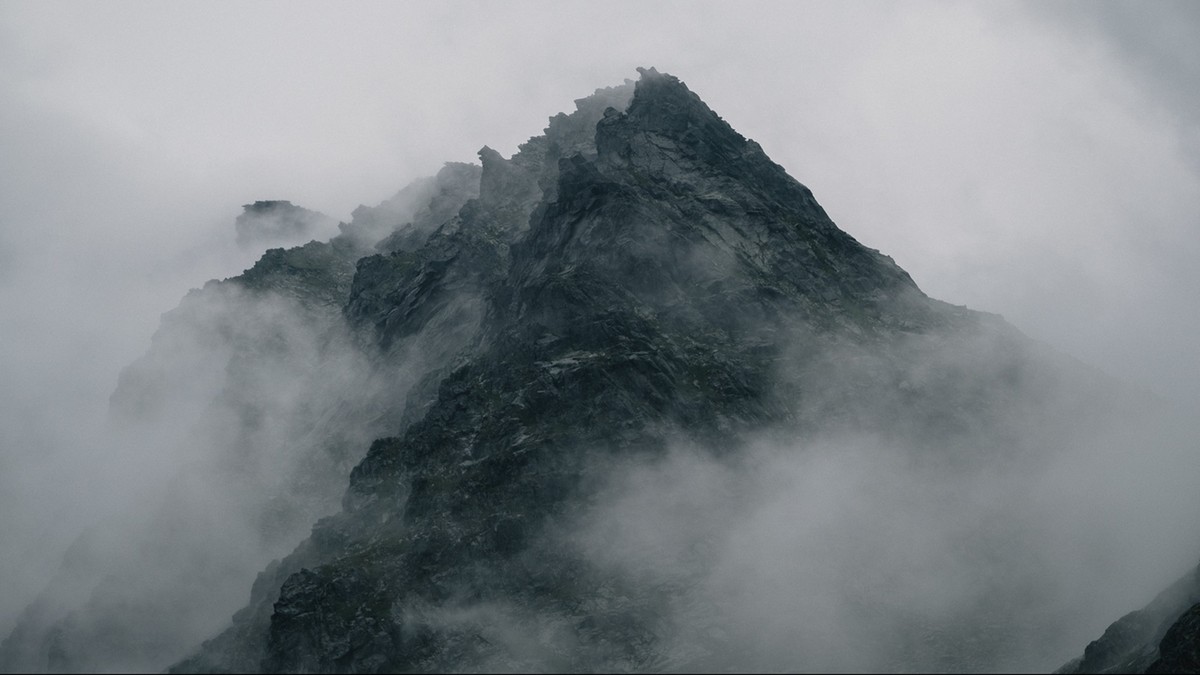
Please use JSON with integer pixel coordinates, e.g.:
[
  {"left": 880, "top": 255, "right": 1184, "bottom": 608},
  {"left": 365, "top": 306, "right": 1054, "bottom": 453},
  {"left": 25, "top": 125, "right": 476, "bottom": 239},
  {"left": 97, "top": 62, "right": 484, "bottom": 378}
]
[
  {"left": 169, "top": 69, "right": 1137, "bottom": 673},
  {"left": 1057, "top": 562, "right": 1200, "bottom": 674},
  {"left": 3, "top": 68, "right": 1178, "bottom": 674},
  {"left": 0, "top": 77, "right": 636, "bottom": 675}
]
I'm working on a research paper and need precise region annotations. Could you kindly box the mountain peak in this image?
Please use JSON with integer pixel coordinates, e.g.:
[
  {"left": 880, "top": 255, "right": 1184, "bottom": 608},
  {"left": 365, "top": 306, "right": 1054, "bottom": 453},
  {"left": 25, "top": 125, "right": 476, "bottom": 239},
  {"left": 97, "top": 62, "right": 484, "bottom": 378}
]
[
  {"left": 634, "top": 64, "right": 665, "bottom": 79},
  {"left": 615, "top": 66, "right": 721, "bottom": 136},
  {"left": 4, "top": 68, "right": 1156, "bottom": 675},
  {"left": 595, "top": 69, "right": 820, "bottom": 216}
]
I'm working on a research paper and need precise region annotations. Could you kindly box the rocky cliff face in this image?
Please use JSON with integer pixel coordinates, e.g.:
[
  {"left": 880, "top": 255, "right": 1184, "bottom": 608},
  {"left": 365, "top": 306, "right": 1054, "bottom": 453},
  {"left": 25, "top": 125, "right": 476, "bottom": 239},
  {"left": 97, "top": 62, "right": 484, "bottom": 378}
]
[
  {"left": 0, "top": 76, "right": 637, "bottom": 675},
  {"left": 1057, "top": 563, "right": 1200, "bottom": 674},
  {"left": 168, "top": 69, "right": 1125, "bottom": 672},
  {"left": 2, "top": 69, "right": 1184, "bottom": 673}
]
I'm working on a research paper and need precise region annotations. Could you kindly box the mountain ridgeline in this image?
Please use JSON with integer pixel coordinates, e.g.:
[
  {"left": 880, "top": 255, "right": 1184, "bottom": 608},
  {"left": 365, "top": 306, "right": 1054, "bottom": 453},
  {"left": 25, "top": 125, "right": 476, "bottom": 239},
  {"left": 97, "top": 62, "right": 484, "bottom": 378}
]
[{"left": 3, "top": 68, "right": 1196, "bottom": 673}]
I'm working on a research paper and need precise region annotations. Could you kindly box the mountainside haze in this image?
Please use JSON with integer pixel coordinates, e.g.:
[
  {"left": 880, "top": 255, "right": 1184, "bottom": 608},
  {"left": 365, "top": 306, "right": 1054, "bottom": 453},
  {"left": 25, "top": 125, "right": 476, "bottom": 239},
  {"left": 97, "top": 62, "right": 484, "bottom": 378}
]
[{"left": 3, "top": 66, "right": 1200, "bottom": 673}]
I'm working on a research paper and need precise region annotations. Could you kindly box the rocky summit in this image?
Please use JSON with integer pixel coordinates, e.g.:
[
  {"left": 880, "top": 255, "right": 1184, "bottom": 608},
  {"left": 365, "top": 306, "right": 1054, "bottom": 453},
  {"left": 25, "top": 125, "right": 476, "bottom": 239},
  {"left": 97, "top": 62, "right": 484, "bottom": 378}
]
[{"left": 2, "top": 68, "right": 1194, "bottom": 673}]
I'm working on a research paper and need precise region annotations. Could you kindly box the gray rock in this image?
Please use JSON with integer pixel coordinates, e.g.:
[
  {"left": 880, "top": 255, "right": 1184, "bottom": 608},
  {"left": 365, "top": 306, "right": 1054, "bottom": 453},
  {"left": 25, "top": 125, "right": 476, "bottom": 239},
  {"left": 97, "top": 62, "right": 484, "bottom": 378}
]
[
  {"left": 169, "top": 68, "right": 1138, "bottom": 673},
  {"left": 235, "top": 200, "right": 336, "bottom": 250},
  {"left": 1058, "top": 562, "right": 1200, "bottom": 674},
  {"left": 4, "top": 68, "right": 1171, "bottom": 674}
]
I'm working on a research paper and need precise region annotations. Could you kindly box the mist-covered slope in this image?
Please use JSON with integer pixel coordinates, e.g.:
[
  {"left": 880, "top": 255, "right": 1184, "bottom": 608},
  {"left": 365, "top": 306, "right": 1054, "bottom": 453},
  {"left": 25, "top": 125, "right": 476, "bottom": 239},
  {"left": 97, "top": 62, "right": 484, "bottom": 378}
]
[
  {"left": 1057, "top": 561, "right": 1200, "bottom": 674},
  {"left": 3, "top": 68, "right": 1196, "bottom": 673}
]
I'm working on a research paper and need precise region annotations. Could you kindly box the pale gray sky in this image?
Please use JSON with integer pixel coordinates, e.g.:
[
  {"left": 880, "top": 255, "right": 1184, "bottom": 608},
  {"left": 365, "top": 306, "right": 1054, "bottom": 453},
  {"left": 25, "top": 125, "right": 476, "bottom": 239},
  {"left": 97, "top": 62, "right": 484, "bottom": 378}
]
[{"left": 1, "top": 0, "right": 1198, "bottom": 635}]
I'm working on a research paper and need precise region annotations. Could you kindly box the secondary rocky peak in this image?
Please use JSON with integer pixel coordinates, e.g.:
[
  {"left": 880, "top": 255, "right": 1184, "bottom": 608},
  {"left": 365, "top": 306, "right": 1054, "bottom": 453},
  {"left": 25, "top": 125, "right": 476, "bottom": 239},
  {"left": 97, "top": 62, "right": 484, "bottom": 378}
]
[
  {"left": 477, "top": 144, "right": 503, "bottom": 164},
  {"left": 476, "top": 144, "right": 538, "bottom": 214},
  {"left": 235, "top": 200, "right": 336, "bottom": 249}
]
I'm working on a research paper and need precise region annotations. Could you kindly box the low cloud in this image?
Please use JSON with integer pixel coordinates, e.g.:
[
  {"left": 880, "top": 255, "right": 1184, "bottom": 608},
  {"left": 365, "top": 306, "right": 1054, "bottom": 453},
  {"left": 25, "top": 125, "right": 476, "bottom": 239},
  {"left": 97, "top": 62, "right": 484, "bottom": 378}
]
[{"left": 566, "top": 408, "right": 1200, "bottom": 671}]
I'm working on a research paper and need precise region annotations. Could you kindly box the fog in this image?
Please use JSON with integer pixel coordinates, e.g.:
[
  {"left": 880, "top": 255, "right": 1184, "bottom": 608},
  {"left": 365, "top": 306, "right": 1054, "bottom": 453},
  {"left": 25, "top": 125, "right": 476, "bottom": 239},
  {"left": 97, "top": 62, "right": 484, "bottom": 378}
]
[
  {"left": 1, "top": 1, "right": 1198, "bottom": 672},
  {"left": 559, "top": 334, "right": 1200, "bottom": 671},
  {"left": 560, "top": 419, "right": 1200, "bottom": 671}
]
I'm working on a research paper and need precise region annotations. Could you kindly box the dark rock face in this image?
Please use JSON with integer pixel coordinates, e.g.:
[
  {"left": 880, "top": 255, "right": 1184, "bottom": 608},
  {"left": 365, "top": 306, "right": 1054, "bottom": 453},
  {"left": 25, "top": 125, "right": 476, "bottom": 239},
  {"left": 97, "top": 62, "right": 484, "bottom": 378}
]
[
  {"left": 235, "top": 200, "right": 337, "bottom": 249},
  {"left": 166, "top": 70, "right": 1127, "bottom": 673},
  {"left": 0, "top": 76, "right": 640, "bottom": 675},
  {"left": 1149, "top": 603, "right": 1200, "bottom": 674},
  {"left": 1058, "top": 563, "right": 1200, "bottom": 674},
  {"left": 2, "top": 69, "right": 1166, "bottom": 673},
  {"left": 1, "top": 175, "right": 481, "bottom": 673},
  {"left": 0, "top": 237, "right": 386, "bottom": 673}
]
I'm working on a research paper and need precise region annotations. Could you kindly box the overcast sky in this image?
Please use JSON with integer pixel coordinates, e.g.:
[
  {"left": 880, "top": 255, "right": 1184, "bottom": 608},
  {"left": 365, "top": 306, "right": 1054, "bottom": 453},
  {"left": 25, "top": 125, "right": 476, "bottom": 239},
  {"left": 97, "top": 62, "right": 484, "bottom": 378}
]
[{"left": 1, "top": 1, "right": 1198, "bottom": 625}]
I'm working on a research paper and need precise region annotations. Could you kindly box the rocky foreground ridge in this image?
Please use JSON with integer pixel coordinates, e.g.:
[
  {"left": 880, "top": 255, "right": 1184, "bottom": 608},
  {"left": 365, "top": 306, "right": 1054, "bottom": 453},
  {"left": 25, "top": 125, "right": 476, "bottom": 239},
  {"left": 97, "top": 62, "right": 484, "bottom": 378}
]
[
  {"left": 1057, "top": 562, "right": 1200, "bottom": 674},
  {"left": 2, "top": 68, "right": 1196, "bottom": 673}
]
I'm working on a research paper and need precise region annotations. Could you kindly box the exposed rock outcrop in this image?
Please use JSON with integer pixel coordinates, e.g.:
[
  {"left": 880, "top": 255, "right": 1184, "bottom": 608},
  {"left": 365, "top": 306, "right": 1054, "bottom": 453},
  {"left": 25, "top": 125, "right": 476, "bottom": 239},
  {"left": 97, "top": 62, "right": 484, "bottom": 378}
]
[
  {"left": 168, "top": 69, "right": 1129, "bottom": 673},
  {"left": 3, "top": 68, "right": 1175, "bottom": 675},
  {"left": 1058, "top": 562, "right": 1200, "bottom": 674},
  {"left": 235, "top": 200, "right": 337, "bottom": 250}
]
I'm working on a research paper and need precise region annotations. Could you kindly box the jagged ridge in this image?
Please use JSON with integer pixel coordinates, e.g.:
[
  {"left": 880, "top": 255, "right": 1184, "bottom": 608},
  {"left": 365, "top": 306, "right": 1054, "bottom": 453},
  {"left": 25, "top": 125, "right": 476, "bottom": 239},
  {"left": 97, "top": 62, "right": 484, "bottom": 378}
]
[
  {"left": 172, "top": 69, "right": 1124, "bottom": 673},
  {"left": 3, "top": 68, "right": 1161, "bottom": 675}
]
